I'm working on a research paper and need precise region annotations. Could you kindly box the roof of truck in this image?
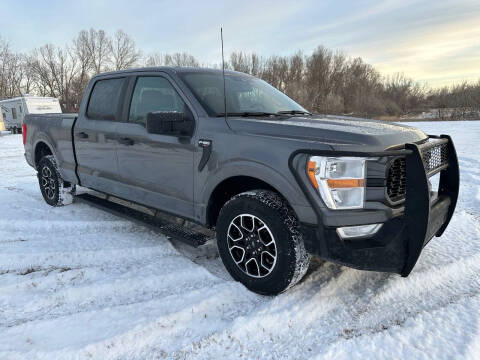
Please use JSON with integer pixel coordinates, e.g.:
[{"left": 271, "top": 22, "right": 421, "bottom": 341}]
[{"left": 93, "top": 66, "right": 249, "bottom": 79}]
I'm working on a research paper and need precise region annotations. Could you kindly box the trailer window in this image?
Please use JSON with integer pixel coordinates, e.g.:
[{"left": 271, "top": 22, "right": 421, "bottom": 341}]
[
  {"left": 87, "top": 77, "right": 125, "bottom": 121},
  {"left": 12, "top": 108, "right": 17, "bottom": 119}
]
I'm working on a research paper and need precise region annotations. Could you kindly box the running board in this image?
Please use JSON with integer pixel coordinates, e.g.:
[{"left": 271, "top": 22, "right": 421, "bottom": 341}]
[{"left": 75, "top": 193, "right": 210, "bottom": 247}]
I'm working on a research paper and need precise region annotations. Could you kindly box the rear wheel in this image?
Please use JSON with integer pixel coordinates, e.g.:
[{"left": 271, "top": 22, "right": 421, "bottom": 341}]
[
  {"left": 216, "top": 190, "right": 310, "bottom": 295},
  {"left": 37, "top": 155, "right": 75, "bottom": 206}
]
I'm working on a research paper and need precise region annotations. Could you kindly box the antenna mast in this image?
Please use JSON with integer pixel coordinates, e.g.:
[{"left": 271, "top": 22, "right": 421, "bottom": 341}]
[{"left": 221, "top": 28, "right": 227, "bottom": 122}]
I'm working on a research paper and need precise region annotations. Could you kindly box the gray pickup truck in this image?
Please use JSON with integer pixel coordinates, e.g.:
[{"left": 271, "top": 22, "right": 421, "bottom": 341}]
[{"left": 23, "top": 67, "right": 459, "bottom": 295}]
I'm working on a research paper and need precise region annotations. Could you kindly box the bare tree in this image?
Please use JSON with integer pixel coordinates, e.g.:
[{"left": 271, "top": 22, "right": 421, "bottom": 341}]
[
  {"left": 230, "top": 51, "right": 250, "bottom": 73},
  {"left": 2, "top": 28, "right": 480, "bottom": 119},
  {"left": 229, "top": 51, "right": 264, "bottom": 77},
  {"left": 109, "top": 30, "right": 140, "bottom": 70},
  {"left": 73, "top": 31, "right": 92, "bottom": 83},
  {"left": 29, "top": 44, "right": 78, "bottom": 111},
  {"left": 20, "top": 55, "right": 36, "bottom": 95},
  {"left": 85, "top": 29, "right": 111, "bottom": 74},
  {"left": 71, "top": 30, "right": 94, "bottom": 108},
  {"left": 145, "top": 52, "right": 199, "bottom": 67},
  {"left": 3, "top": 53, "right": 23, "bottom": 97},
  {"left": 304, "top": 46, "right": 333, "bottom": 113},
  {"left": 0, "top": 38, "right": 23, "bottom": 98},
  {"left": 0, "top": 37, "right": 10, "bottom": 97}
]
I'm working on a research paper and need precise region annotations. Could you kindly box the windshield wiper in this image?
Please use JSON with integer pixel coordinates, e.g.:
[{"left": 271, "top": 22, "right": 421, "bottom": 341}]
[
  {"left": 216, "top": 112, "right": 281, "bottom": 117},
  {"left": 276, "top": 110, "right": 312, "bottom": 116}
]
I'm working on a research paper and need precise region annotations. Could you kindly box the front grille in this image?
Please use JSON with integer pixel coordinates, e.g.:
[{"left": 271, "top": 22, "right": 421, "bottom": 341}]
[
  {"left": 421, "top": 141, "right": 448, "bottom": 175},
  {"left": 386, "top": 157, "right": 406, "bottom": 203},
  {"left": 385, "top": 140, "right": 449, "bottom": 203}
]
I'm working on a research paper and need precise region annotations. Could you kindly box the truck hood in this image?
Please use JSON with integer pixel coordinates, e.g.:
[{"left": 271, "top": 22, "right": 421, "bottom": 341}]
[{"left": 226, "top": 115, "right": 427, "bottom": 151}]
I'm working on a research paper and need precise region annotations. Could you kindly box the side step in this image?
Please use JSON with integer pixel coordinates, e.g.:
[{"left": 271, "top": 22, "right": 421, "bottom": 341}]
[{"left": 75, "top": 193, "right": 211, "bottom": 247}]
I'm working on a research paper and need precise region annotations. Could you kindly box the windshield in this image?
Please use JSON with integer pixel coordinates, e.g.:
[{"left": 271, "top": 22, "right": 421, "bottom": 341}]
[{"left": 178, "top": 72, "right": 308, "bottom": 117}]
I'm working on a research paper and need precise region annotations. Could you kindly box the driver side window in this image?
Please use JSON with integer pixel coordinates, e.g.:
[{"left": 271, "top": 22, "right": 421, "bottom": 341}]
[{"left": 129, "top": 76, "right": 185, "bottom": 126}]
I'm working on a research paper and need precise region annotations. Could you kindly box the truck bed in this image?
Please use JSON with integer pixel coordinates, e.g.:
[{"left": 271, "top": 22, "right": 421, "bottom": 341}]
[{"left": 24, "top": 113, "right": 78, "bottom": 184}]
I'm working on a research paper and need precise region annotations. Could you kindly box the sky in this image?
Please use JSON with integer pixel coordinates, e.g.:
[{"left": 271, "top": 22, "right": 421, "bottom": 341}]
[{"left": 0, "top": 0, "right": 479, "bottom": 87}]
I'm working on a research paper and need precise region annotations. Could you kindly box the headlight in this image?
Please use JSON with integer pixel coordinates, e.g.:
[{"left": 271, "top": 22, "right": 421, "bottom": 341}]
[{"left": 307, "top": 156, "right": 367, "bottom": 209}]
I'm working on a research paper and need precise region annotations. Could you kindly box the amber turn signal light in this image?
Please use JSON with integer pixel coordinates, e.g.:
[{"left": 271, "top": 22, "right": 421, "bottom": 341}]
[
  {"left": 327, "top": 179, "right": 364, "bottom": 188},
  {"left": 307, "top": 161, "right": 319, "bottom": 189}
]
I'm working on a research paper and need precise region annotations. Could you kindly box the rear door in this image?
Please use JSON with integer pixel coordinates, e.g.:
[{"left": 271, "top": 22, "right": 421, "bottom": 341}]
[
  {"left": 115, "top": 73, "right": 196, "bottom": 218},
  {"left": 74, "top": 77, "right": 126, "bottom": 193}
]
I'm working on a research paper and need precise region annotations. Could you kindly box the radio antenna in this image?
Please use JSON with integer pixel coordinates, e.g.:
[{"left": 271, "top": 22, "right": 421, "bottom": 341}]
[{"left": 221, "top": 27, "right": 227, "bottom": 122}]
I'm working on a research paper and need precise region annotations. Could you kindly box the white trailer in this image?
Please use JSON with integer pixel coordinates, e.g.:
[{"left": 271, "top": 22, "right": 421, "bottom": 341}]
[
  {"left": 0, "top": 110, "right": 5, "bottom": 131},
  {"left": 0, "top": 96, "right": 62, "bottom": 133}
]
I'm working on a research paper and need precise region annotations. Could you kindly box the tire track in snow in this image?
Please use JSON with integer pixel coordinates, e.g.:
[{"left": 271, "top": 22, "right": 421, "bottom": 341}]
[
  {"left": 0, "top": 245, "right": 180, "bottom": 277},
  {"left": 0, "top": 281, "right": 263, "bottom": 359},
  {"left": 0, "top": 264, "right": 225, "bottom": 329}
]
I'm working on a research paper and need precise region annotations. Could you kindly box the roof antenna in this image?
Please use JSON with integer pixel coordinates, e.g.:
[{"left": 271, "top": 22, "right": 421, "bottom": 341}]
[{"left": 221, "top": 27, "right": 227, "bottom": 122}]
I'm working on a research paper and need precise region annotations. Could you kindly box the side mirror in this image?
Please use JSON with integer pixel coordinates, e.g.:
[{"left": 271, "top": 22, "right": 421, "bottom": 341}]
[{"left": 146, "top": 109, "right": 194, "bottom": 137}]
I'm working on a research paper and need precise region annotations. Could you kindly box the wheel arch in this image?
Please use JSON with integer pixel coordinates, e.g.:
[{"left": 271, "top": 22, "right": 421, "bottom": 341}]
[
  {"left": 205, "top": 171, "right": 308, "bottom": 228},
  {"left": 34, "top": 140, "right": 55, "bottom": 169}
]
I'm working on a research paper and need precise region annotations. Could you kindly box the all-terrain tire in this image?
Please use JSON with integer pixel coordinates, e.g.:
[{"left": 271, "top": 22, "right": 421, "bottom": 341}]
[
  {"left": 37, "top": 155, "right": 76, "bottom": 206},
  {"left": 216, "top": 190, "right": 310, "bottom": 295}
]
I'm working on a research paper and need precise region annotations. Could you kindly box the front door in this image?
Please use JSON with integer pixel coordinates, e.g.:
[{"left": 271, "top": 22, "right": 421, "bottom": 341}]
[
  {"left": 74, "top": 77, "right": 126, "bottom": 194},
  {"left": 115, "top": 75, "right": 195, "bottom": 218}
]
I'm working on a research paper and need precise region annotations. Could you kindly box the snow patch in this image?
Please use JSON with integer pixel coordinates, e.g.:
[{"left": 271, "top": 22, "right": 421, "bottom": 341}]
[{"left": 0, "top": 123, "right": 479, "bottom": 359}]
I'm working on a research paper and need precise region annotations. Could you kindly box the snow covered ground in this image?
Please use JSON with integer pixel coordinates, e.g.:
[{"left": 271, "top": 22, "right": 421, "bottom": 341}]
[{"left": 0, "top": 122, "right": 479, "bottom": 359}]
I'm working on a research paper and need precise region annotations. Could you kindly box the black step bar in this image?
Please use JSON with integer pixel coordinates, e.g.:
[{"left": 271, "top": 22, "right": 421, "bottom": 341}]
[{"left": 75, "top": 193, "right": 211, "bottom": 248}]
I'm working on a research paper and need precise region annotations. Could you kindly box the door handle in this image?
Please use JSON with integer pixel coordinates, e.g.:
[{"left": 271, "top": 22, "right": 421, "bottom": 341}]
[
  {"left": 118, "top": 137, "right": 134, "bottom": 146},
  {"left": 76, "top": 132, "right": 88, "bottom": 139}
]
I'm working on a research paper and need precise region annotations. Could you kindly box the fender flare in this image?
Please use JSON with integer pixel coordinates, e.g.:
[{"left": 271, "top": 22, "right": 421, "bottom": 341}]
[{"left": 32, "top": 134, "right": 58, "bottom": 169}]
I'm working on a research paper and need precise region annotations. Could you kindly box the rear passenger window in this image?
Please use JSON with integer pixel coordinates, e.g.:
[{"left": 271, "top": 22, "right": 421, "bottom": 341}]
[{"left": 87, "top": 78, "right": 125, "bottom": 120}]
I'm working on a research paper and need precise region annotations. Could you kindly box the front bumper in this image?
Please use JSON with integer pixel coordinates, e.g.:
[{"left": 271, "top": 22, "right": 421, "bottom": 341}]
[{"left": 291, "top": 135, "right": 460, "bottom": 276}]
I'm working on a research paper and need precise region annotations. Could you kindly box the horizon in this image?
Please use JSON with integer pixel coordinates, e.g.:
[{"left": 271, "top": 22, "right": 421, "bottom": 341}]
[{"left": 0, "top": 0, "right": 479, "bottom": 88}]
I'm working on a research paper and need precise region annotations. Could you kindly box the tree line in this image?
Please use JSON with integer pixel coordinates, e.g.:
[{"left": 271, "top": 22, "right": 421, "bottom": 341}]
[{"left": 1, "top": 28, "right": 479, "bottom": 119}]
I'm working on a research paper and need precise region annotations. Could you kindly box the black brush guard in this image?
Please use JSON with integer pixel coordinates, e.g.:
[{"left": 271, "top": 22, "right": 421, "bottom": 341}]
[
  {"left": 401, "top": 135, "right": 459, "bottom": 276},
  {"left": 291, "top": 134, "right": 460, "bottom": 275}
]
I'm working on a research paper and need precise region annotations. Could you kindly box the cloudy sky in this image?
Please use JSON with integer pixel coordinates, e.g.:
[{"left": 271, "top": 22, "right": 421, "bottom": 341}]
[{"left": 1, "top": 0, "right": 479, "bottom": 87}]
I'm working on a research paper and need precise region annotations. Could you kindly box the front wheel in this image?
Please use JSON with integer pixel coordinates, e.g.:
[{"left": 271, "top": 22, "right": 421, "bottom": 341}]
[
  {"left": 37, "top": 155, "right": 76, "bottom": 206},
  {"left": 216, "top": 190, "right": 310, "bottom": 295}
]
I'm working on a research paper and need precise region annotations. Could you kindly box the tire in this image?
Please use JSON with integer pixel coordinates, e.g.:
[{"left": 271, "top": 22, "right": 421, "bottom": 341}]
[
  {"left": 216, "top": 190, "right": 310, "bottom": 295},
  {"left": 37, "top": 155, "right": 76, "bottom": 206}
]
